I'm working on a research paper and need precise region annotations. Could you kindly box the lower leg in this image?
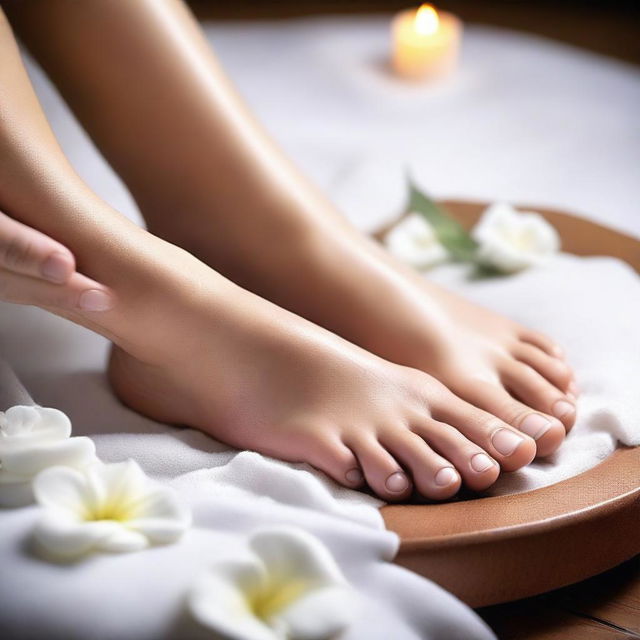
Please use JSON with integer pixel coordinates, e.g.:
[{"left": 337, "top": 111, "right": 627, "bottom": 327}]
[
  {"left": 1, "top": 10, "right": 541, "bottom": 501},
  {"left": 6, "top": 0, "right": 340, "bottom": 274},
  {"left": 0, "top": 7, "right": 229, "bottom": 359},
  {"left": 8, "top": 1, "right": 574, "bottom": 451}
]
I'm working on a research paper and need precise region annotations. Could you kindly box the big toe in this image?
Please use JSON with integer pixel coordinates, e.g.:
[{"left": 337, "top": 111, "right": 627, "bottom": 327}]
[
  {"left": 513, "top": 342, "right": 574, "bottom": 393},
  {"left": 519, "top": 329, "right": 565, "bottom": 360},
  {"left": 432, "top": 390, "right": 537, "bottom": 471},
  {"left": 458, "top": 380, "right": 566, "bottom": 458},
  {"left": 502, "top": 361, "right": 577, "bottom": 432}
]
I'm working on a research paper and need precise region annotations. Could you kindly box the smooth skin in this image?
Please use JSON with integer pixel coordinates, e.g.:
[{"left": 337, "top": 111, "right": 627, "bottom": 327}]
[
  {"left": 1, "top": 2, "right": 575, "bottom": 501},
  {"left": 0, "top": 209, "right": 113, "bottom": 310},
  {"left": 6, "top": 0, "right": 577, "bottom": 445}
]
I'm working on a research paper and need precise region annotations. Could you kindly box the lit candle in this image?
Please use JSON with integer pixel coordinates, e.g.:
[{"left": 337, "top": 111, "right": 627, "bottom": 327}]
[{"left": 391, "top": 4, "right": 462, "bottom": 80}]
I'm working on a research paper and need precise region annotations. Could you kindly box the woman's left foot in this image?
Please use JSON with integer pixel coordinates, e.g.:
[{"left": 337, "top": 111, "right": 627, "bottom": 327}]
[{"left": 383, "top": 277, "right": 577, "bottom": 459}]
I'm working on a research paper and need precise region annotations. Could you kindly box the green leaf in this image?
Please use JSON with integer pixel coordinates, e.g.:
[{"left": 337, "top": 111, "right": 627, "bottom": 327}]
[{"left": 407, "top": 180, "right": 478, "bottom": 262}]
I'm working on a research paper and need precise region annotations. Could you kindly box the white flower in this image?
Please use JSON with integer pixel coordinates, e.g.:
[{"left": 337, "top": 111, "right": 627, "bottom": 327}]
[
  {"left": 188, "top": 526, "right": 360, "bottom": 640},
  {"left": 471, "top": 202, "right": 560, "bottom": 273},
  {"left": 384, "top": 212, "right": 448, "bottom": 269},
  {"left": 32, "top": 459, "right": 191, "bottom": 558},
  {"left": 0, "top": 405, "right": 97, "bottom": 508}
]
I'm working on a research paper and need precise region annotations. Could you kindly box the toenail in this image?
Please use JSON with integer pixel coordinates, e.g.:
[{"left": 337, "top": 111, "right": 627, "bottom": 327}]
[
  {"left": 345, "top": 468, "right": 363, "bottom": 484},
  {"left": 553, "top": 400, "right": 575, "bottom": 419},
  {"left": 519, "top": 414, "right": 552, "bottom": 440},
  {"left": 568, "top": 381, "right": 579, "bottom": 396},
  {"left": 491, "top": 429, "right": 524, "bottom": 456},
  {"left": 435, "top": 467, "right": 459, "bottom": 487},
  {"left": 552, "top": 345, "right": 564, "bottom": 358},
  {"left": 566, "top": 392, "right": 576, "bottom": 403},
  {"left": 470, "top": 453, "right": 494, "bottom": 473},
  {"left": 385, "top": 471, "right": 409, "bottom": 493},
  {"left": 78, "top": 289, "right": 114, "bottom": 312}
]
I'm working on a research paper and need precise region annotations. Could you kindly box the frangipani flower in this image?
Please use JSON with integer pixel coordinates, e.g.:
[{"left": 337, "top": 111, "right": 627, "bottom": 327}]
[
  {"left": 33, "top": 459, "right": 191, "bottom": 558},
  {"left": 471, "top": 202, "right": 560, "bottom": 273},
  {"left": 0, "top": 405, "right": 97, "bottom": 508},
  {"left": 188, "top": 526, "right": 360, "bottom": 640},
  {"left": 384, "top": 212, "right": 448, "bottom": 269}
]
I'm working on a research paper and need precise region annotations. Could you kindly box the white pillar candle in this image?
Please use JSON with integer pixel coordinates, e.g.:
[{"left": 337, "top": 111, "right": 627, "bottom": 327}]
[{"left": 391, "top": 4, "right": 462, "bottom": 80}]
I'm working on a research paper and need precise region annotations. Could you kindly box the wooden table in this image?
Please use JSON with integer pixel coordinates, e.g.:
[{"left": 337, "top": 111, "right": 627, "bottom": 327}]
[{"left": 479, "top": 555, "right": 639, "bottom": 639}]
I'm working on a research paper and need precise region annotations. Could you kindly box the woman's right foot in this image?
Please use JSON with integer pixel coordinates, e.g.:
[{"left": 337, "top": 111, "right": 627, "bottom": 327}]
[{"left": 106, "top": 246, "right": 537, "bottom": 502}]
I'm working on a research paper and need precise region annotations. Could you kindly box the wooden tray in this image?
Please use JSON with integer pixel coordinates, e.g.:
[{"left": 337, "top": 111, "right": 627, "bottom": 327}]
[{"left": 376, "top": 201, "right": 640, "bottom": 607}]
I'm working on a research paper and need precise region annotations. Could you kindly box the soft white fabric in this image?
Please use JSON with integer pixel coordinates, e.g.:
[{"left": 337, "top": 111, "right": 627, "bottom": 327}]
[
  {"left": 1, "top": 14, "right": 639, "bottom": 640},
  {"left": 0, "top": 446, "right": 492, "bottom": 639}
]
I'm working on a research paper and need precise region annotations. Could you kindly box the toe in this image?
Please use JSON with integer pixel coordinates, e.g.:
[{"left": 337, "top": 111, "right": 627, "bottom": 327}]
[
  {"left": 345, "top": 434, "right": 413, "bottom": 501},
  {"left": 378, "top": 427, "right": 462, "bottom": 499},
  {"left": 502, "top": 361, "right": 576, "bottom": 431},
  {"left": 519, "top": 329, "right": 564, "bottom": 359},
  {"left": 512, "top": 343, "right": 573, "bottom": 392},
  {"left": 305, "top": 434, "right": 366, "bottom": 488},
  {"left": 455, "top": 379, "right": 566, "bottom": 457},
  {"left": 431, "top": 391, "right": 536, "bottom": 472},
  {"left": 412, "top": 418, "right": 499, "bottom": 492}
]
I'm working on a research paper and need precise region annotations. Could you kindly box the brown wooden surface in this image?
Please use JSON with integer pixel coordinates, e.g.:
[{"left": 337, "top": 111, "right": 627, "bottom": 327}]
[
  {"left": 376, "top": 201, "right": 640, "bottom": 609},
  {"left": 479, "top": 555, "right": 640, "bottom": 640}
]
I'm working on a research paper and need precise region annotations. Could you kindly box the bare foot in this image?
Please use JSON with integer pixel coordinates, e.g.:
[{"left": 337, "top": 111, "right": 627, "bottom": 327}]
[
  {"left": 173, "top": 224, "right": 575, "bottom": 459},
  {"left": 388, "top": 280, "right": 575, "bottom": 458},
  {"left": 106, "top": 253, "right": 539, "bottom": 502}
]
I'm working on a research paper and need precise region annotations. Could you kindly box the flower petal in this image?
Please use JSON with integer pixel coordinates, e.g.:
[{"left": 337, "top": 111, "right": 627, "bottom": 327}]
[
  {"left": 127, "top": 488, "right": 191, "bottom": 543},
  {"left": 189, "top": 565, "right": 276, "bottom": 640},
  {"left": 472, "top": 203, "right": 560, "bottom": 273},
  {"left": 1, "top": 406, "right": 71, "bottom": 441},
  {"left": 272, "top": 585, "right": 359, "bottom": 640},
  {"left": 90, "top": 459, "right": 149, "bottom": 515},
  {"left": 0, "top": 437, "right": 96, "bottom": 477},
  {"left": 385, "top": 213, "right": 448, "bottom": 269},
  {"left": 1, "top": 406, "right": 42, "bottom": 436},
  {"left": 34, "top": 511, "right": 124, "bottom": 558},
  {"left": 519, "top": 213, "right": 561, "bottom": 254},
  {"left": 33, "top": 465, "right": 94, "bottom": 517},
  {"left": 250, "top": 526, "right": 348, "bottom": 590},
  {"left": 127, "top": 484, "right": 189, "bottom": 520},
  {"left": 94, "top": 527, "right": 149, "bottom": 553}
]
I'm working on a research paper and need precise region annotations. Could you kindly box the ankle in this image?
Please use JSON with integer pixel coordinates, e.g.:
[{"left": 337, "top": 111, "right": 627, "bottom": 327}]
[{"left": 62, "top": 220, "right": 238, "bottom": 361}]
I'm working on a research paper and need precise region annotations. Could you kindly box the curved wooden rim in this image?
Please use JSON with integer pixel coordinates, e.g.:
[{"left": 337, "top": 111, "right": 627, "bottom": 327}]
[
  {"left": 376, "top": 200, "right": 640, "bottom": 604},
  {"left": 384, "top": 446, "right": 640, "bottom": 550}
]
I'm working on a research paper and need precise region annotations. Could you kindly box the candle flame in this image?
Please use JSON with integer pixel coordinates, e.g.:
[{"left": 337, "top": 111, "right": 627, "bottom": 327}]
[{"left": 415, "top": 4, "right": 439, "bottom": 36}]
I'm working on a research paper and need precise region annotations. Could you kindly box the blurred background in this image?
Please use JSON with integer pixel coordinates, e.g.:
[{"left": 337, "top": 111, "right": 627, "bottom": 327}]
[
  {"left": 188, "top": 0, "right": 640, "bottom": 65},
  {"left": 20, "top": 0, "right": 639, "bottom": 238}
]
